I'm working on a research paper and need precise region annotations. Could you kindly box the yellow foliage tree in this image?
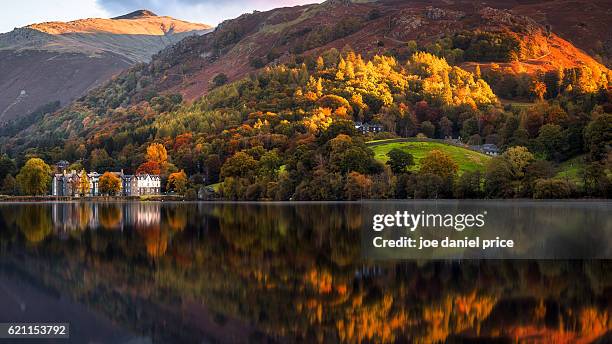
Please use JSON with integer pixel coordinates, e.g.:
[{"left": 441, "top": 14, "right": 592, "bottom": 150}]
[
  {"left": 77, "top": 169, "right": 90, "bottom": 196},
  {"left": 146, "top": 143, "right": 168, "bottom": 165}
]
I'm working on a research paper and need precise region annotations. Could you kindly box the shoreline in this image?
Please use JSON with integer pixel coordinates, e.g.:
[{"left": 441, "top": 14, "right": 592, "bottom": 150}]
[
  {"left": 0, "top": 196, "right": 609, "bottom": 203},
  {"left": 0, "top": 195, "right": 187, "bottom": 202}
]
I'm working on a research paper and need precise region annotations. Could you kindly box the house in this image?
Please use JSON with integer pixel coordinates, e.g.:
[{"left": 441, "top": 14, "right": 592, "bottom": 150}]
[
  {"left": 55, "top": 160, "right": 69, "bottom": 172},
  {"left": 122, "top": 174, "right": 161, "bottom": 196},
  {"left": 470, "top": 144, "right": 500, "bottom": 156},
  {"left": 51, "top": 166, "right": 160, "bottom": 197},
  {"left": 133, "top": 174, "right": 161, "bottom": 195},
  {"left": 355, "top": 121, "right": 384, "bottom": 134},
  {"left": 88, "top": 172, "right": 101, "bottom": 196},
  {"left": 481, "top": 144, "right": 500, "bottom": 156},
  {"left": 52, "top": 170, "right": 80, "bottom": 196}
]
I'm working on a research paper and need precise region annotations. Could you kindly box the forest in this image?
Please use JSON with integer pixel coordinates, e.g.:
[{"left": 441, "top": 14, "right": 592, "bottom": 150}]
[{"left": 0, "top": 47, "right": 610, "bottom": 200}]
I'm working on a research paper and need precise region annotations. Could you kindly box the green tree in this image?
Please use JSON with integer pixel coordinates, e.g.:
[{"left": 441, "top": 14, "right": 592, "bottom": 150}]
[
  {"left": 484, "top": 157, "right": 514, "bottom": 198},
  {"left": 536, "top": 124, "right": 564, "bottom": 161},
  {"left": 1, "top": 175, "right": 18, "bottom": 195},
  {"left": 89, "top": 148, "right": 113, "bottom": 172},
  {"left": 533, "top": 178, "right": 574, "bottom": 199},
  {"left": 461, "top": 118, "right": 479, "bottom": 139},
  {"left": 0, "top": 154, "right": 16, "bottom": 181},
  {"left": 439, "top": 116, "right": 453, "bottom": 138},
  {"left": 386, "top": 148, "right": 414, "bottom": 174},
  {"left": 411, "top": 173, "right": 445, "bottom": 199},
  {"left": 16, "top": 158, "right": 51, "bottom": 195},
  {"left": 212, "top": 73, "right": 229, "bottom": 87},
  {"left": 584, "top": 113, "right": 611, "bottom": 162},
  {"left": 454, "top": 170, "right": 483, "bottom": 198}
]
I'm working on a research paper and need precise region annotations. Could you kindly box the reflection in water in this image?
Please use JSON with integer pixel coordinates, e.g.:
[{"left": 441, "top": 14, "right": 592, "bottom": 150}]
[
  {"left": 0, "top": 202, "right": 610, "bottom": 343},
  {"left": 16, "top": 205, "right": 53, "bottom": 243}
]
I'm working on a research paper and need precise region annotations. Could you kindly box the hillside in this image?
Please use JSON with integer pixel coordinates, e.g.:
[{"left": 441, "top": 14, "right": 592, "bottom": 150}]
[
  {"left": 58, "top": 0, "right": 608, "bottom": 105},
  {"left": 0, "top": 1, "right": 610, "bottom": 200},
  {"left": 368, "top": 140, "right": 491, "bottom": 174},
  {"left": 0, "top": 10, "right": 211, "bottom": 124}
]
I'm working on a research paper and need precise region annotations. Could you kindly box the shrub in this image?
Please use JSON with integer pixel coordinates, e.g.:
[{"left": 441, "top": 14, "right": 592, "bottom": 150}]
[
  {"left": 212, "top": 73, "right": 229, "bottom": 87},
  {"left": 533, "top": 178, "right": 574, "bottom": 199}
]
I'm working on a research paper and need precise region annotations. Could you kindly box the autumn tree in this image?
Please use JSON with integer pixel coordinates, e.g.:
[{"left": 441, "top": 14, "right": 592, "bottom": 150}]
[
  {"left": 221, "top": 152, "right": 258, "bottom": 178},
  {"left": 99, "top": 172, "right": 122, "bottom": 196},
  {"left": 136, "top": 161, "right": 161, "bottom": 175},
  {"left": 167, "top": 170, "right": 188, "bottom": 195},
  {"left": 146, "top": 143, "right": 168, "bottom": 165},
  {"left": 16, "top": 158, "right": 51, "bottom": 195},
  {"left": 138, "top": 143, "right": 172, "bottom": 176},
  {"left": 530, "top": 80, "right": 547, "bottom": 101},
  {"left": 77, "top": 169, "right": 90, "bottom": 196},
  {"left": 419, "top": 150, "right": 458, "bottom": 180},
  {"left": 89, "top": 148, "right": 113, "bottom": 172},
  {"left": 503, "top": 146, "right": 534, "bottom": 180},
  {"left": 345, "top": 172, "right": 372, "bottom": 200}
]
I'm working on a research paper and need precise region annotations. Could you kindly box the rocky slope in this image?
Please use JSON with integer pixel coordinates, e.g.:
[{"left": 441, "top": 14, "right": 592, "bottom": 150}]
[
  {"left": 2, "top": 0, "right": 610, "bottom": 152},
  {"left": 87, "top": 0, "right": 608, "bottom": 104},
  {"left": 0, "top": 10, "right": 210, "bottom": 124}
]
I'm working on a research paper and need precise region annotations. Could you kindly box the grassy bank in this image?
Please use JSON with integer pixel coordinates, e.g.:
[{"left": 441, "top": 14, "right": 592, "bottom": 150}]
[{"left": 368, "top": 139, "right": 491, "bottom": 174}]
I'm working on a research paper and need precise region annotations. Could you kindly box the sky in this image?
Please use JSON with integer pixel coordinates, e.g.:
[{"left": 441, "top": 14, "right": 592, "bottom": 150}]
[{"left": 0, "top": 0, "right": 322, "bottom": 33}]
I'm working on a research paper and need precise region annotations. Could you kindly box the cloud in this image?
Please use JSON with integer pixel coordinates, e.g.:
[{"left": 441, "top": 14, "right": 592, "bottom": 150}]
[
  {"left": 0, "top": 0, "right": 109, "bottom": 33},
  {"left": 96, "top": 0, "right": 321, "bottom": 25},
  {"left": 0, "top": 0, "right": 321, "bottom": 34}
]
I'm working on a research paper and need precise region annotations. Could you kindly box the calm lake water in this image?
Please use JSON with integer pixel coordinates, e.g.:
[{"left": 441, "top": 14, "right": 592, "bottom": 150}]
[{"left": 0, "top": 201, "right": 610, "bottom": 343}]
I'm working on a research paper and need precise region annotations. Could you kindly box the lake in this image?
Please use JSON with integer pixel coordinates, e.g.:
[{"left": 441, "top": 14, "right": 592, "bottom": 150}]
[{"left": 0, "top": 201, "right": 610, "bottom": 343}]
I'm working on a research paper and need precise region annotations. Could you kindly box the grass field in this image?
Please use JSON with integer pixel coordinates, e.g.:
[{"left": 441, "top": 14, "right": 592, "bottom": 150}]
[
  {"left": 368, "top": 140, "right": 491, "bottom": 174},
  {"left": 555, "top": 155, "right": 586, "bottom": 185},
  {"left": 499, "top": 98, "right": 535, "bottom": 109}
]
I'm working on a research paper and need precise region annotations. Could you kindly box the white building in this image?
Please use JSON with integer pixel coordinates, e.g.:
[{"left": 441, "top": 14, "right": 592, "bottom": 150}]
[
  {"left": 123, "top": 174, "right": 161, "bottom": 196},
  {"left": 52, "top": 166, "right": 160, "bottom": 197}
]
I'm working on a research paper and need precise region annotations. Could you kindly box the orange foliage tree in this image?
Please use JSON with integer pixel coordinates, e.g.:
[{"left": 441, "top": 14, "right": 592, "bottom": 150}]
[
  {"left": 99, "top": 172, "right": 122, "bottom": 196},
  {"left": 136, "top": 161, "right": 161, "bottom": 175},
  {"left": 167, "top": 170, "right": 188, "bottom": 194}
]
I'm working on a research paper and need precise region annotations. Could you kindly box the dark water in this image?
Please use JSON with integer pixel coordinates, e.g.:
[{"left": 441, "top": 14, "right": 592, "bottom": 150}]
[{"left": 0, "top": 201, "right": 610, "bottom": 343}]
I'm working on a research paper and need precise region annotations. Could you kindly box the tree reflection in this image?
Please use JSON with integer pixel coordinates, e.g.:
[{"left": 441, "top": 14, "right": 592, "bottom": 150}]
[
  {"left": 0, "top": 202, "right": 609, "bottom": 343},
  {"left": 15, "top": 205, "right": 52, "bottom": 243},
  {"left": 98, "top": 203, "right": 122, "bottom": 230}
]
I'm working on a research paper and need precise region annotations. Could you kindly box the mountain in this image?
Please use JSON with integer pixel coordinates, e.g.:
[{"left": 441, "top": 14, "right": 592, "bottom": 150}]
[
  {"left": 0, "top": 10, "right": 211, "bottom": 124},
  {"left": 73, "top": 0, "right": 607, "bottom": 104},
  {"left": 1, "top": 0, "right": 610, "bottom": 200}
]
